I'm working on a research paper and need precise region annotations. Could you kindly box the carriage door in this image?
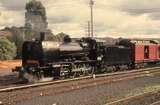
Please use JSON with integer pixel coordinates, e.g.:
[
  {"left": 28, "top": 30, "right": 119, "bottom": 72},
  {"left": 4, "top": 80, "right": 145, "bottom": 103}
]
[
  {"left": 144, "top": 46, "right": 149, "bottom": 59},
  {"left": 159, "top": 47, "right": 160, "bottom": 58}
]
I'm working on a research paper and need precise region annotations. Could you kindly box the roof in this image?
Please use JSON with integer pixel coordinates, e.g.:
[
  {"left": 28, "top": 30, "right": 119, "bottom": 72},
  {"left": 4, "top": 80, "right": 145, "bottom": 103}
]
[
  {"left": 130, "top": 39, "right": 159, "bottom": 44},
  {"left": 118, "top": 39, "right": 159, "bottom": 46},
  {"left": 0, "top": 31, "right": 12, "bottom": 37}
]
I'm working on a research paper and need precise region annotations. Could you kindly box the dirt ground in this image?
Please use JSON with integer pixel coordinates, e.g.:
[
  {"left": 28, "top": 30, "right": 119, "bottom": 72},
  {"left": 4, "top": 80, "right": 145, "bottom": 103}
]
[
  {"left": 0, "top": 60, "right": 21, "bottom": 87},
  {"left": 0, "top": 60, "right": 21, "bottom": 71}
]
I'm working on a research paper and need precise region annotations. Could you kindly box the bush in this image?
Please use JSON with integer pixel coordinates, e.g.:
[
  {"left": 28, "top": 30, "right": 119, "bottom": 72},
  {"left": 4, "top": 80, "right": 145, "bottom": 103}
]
[{"left": 0, "top": 37, "right": 17, "bottom": 60}]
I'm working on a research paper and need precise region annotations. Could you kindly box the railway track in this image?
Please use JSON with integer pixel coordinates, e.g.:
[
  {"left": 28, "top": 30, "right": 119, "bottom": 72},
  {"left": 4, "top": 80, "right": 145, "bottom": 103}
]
[
  {"left": 105, "top": 90, "right": 160, "bottom": 105},
  {"left": 151, "top": 101, "right": 160, "bottom": 105},
  {"left": 0, "top": 66, "right": 160, "bottom": 93}
]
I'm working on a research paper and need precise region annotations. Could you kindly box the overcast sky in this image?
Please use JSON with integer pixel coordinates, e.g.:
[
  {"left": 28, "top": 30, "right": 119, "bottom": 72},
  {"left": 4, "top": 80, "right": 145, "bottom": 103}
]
[{"left": 1, "top": 0, "right": 160, "bottom": 38}]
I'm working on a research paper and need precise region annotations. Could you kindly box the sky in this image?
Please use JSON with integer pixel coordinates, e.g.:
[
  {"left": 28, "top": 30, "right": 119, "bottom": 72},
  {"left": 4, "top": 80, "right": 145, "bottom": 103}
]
[{"left": 1, "top": 0, "right": 160, "bottom": 38}]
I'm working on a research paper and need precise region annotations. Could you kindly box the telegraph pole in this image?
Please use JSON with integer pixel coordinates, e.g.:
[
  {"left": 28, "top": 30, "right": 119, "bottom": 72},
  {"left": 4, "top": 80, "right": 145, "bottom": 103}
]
[
  {"left": 90, "top": 0, "right": 94, "bottom": 38},
  {"left": 88, "top": 21, "right": 91, "bottom": 37}
]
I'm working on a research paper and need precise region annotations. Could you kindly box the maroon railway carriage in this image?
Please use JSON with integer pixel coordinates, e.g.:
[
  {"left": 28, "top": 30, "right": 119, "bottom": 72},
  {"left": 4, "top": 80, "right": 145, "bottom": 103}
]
[{"left": 118, "top": 39, "right": 160, "bottom": 68}]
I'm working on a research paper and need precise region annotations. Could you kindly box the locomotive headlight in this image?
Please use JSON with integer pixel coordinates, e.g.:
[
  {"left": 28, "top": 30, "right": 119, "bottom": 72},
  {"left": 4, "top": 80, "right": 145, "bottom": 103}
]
[
  {"left": 97, "top": 57, "right": 102, "bottom": 61},
  {"left": 97, "top": 55, "right": 103, "bottom": 61},
  {"left": 56, "top": 43, "right": 59, "bottom": 47}
]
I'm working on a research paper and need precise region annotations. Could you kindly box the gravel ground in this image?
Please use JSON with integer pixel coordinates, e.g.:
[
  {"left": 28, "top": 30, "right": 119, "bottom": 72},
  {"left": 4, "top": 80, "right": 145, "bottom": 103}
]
[
  {"left": 114, "top": 91, "right": 160, "bottom": 105},
  {"left": 8, "top": 74, "right": 159, "bottom": 105},
  {"left": 0, "top": 69, "right": 19, "bottom": 87}
]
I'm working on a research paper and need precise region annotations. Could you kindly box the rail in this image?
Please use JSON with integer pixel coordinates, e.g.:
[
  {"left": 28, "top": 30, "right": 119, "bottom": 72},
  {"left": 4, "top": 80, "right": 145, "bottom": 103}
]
[{"left": 0, "top": 66, "right": 160, "bottom": 93}]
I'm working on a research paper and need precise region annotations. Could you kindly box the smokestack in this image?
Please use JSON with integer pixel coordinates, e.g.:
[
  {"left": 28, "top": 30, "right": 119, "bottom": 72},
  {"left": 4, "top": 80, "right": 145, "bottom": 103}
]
[{"left": 40, "top": 32, "right": 45, "bottom": 41}]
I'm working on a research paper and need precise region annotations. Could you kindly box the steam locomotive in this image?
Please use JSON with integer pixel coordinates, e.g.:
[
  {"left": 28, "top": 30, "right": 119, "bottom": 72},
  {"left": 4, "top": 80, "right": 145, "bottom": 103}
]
[{"left": 14, "top": 33, "right": 160, "bottom": 82}]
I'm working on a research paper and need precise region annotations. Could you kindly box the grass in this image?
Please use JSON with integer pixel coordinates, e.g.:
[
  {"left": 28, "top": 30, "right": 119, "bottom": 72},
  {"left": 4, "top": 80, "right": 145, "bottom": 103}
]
[
  {"left": 124, "top": 85, "right": 160, "bottom": 98},
  {"left": 106, "top": 84, "right": 160, "bottom": 103}
]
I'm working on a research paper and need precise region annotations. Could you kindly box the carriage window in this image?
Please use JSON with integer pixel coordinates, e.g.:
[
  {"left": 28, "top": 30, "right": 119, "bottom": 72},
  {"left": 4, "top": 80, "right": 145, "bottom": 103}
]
[{"left": 144, "top": 46, "right": 149, "bottom": 59}]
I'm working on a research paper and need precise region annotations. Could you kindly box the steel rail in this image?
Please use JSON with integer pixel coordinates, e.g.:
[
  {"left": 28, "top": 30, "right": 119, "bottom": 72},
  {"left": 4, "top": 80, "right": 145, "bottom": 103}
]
[
  {"left": 0, "top": 66, "right": 160, "bottom": 93},
  {"left": 105, "top": 90, "right": 160, "bottom": 105},
  {"left": 150, "top": 101, "right": 160, "bottom": 105}
]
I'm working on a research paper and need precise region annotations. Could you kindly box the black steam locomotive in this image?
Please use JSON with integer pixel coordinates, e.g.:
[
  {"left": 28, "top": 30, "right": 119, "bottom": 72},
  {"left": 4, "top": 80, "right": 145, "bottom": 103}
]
[{"left": 14, "top": 33, "right": 132, "bottom": 82}]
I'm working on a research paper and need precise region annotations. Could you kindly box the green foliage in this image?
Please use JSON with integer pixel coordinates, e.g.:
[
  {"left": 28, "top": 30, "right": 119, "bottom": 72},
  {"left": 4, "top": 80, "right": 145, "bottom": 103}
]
[
  {"left": 7, "top": 27, "right": 24, "bottom": 58},
  {"left": 44, "top": 32, "right": 70, "bottom": 41},
  {"left": 0, "top": 37, "right": 17, "bottom": 60},
  {"left": 56, "top": 32, "right": 69, "bottom": 41}
]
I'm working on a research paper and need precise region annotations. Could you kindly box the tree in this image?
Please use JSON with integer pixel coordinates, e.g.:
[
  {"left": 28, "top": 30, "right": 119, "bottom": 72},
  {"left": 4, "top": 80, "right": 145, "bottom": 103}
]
[
  {"left": 5, "top": 26, "right": 24, "bottom": 58},
  {"left": 56, "top": 32, "right": 70, "bottom": 42},
  {"left": 63, "top": 35, "right": 71, "bottom": 43},
  {"left": 0, "top": 37, "right": 17, "bottom": 60},
  {"left": 44, "top": 29, "right": 57, "bottom": 41}
]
